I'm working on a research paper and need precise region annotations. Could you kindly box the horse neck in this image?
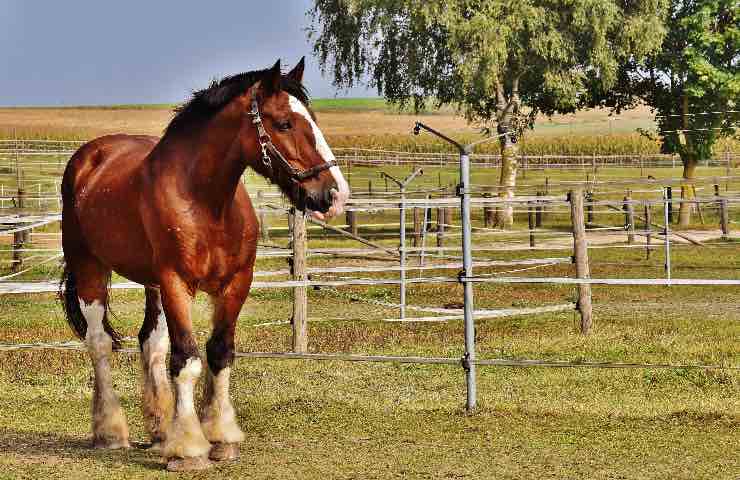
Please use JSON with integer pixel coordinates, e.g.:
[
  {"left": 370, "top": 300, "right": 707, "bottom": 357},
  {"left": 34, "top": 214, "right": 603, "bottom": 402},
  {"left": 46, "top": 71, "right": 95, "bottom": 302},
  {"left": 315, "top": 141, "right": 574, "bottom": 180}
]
[{"left": 158, "top": 117, "right": 248, "bottom": 217}]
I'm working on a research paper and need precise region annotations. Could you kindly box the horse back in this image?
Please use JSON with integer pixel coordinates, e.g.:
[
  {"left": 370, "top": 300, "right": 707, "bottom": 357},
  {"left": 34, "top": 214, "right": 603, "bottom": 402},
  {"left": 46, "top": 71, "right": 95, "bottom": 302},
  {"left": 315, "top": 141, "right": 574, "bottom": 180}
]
[{"left": 62, "top": 135, "right": 159, "bottom": 197}]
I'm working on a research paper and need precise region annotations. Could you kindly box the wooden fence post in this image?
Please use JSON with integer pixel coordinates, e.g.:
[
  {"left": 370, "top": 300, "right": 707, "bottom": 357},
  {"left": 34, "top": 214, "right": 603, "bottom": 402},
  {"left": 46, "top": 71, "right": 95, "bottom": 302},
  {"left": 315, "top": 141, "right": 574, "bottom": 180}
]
[
  {"left": 256, "top": 190, "right": 270, "bottom": 243},
  {"left": 586, "top": 191, "right": 594, "bottom": 225},
  {"left": 528, "top": 201, "right": 536, "bottom": 248},
  {"left": 569, "top": 189, "right": 593, "bottom": 334},
  {"left": 541, "top": 180, "right": 550, "bottom": 223},
  {"left": 624, "top": 194, "right": 635, "bottom": 244},
  {"left": 666, "top": 186, "right": 674, "bottom": 224},
  {"left": 436, "top": 207, "right": 445, "bottom": 248},
  {"left": 536, "top": 191, "right": 544, "bottom": 228},
  {"left": 12, "top": 231, "right": 23, "bottom": 272},
  {"left": 644, "top": 203, "right": 652, "bottom": 259},
  {"left": 413, "top": 207, "right": 422, "bottom": 247},
  {"left": 483, "top": 187, "right": 495, "bottom": 227},
  {"left": 11, "top": 188, "right": 26, "bottom": 272},
  {"left": 719, "top": 198, "right": 729, "bottom": 240},
  {"left": 290, "top": 209, "right": 308, "bottom": 353},
  {"left": 346, "top": 210, "right": 358, "bottom": 236}
]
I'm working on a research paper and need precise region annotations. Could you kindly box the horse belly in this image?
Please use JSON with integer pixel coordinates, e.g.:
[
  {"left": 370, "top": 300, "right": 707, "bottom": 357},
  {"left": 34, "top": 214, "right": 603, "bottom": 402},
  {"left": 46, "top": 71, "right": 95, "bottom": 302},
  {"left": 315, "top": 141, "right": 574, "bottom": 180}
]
[{"left": 78, "top": 189, "right": 155, "bottom": 284}]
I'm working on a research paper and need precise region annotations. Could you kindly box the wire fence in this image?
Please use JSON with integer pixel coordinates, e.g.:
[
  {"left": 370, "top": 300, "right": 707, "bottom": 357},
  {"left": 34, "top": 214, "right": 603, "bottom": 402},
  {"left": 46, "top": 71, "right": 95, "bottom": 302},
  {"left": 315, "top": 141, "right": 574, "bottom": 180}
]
[
  {"left": 0, "top": 141, "right": 738, "bottom": 410},
  {"left": 1, "top": 139, "right": 738, "bottom": 170}
]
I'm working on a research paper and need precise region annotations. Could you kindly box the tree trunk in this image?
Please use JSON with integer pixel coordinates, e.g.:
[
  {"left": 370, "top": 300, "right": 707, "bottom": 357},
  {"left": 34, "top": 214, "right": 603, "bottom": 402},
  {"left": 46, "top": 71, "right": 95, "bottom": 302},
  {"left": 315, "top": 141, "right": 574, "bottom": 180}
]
[
  {"left": 678, "top": 157, "right": 697, "bottom": 227},
  {"left": 494, "top": 136, "right": 518, "bottom": 229}
]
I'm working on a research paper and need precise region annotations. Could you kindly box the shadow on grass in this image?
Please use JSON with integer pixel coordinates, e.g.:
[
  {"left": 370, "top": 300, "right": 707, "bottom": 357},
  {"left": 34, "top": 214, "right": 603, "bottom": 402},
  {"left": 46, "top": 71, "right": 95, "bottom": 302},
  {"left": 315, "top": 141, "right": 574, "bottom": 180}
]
[{"left": 0, "top": 427, "right": 164, "bottom": 471}]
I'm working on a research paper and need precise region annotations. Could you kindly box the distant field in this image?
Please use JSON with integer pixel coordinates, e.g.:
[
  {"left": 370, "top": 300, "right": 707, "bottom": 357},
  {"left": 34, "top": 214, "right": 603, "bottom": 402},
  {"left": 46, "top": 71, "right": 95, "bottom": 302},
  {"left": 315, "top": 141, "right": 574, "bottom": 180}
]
[
  {"left": 0, "top": 97, "right": 652, "bottom": 138},
  {"left": 1, "top": 99, "right": 737, "bottom": 155}
]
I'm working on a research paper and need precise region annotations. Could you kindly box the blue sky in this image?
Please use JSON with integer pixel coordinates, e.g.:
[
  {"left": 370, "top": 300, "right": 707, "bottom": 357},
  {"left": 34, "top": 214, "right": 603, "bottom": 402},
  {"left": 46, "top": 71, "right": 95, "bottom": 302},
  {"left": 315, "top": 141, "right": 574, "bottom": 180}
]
[{"left": 0, "top": 0, "right": 373, "bottom": 106}]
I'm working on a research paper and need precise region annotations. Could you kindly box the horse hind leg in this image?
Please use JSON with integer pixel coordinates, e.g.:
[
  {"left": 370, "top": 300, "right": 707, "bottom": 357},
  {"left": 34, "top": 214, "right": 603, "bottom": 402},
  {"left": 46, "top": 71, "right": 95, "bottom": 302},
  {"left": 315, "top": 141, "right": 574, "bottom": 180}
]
[
  {"left": 69, "top": 262, "right": 130, "bottom": 449},
  {"left": 138, "top": 288, "right": 174, "bottom": 450}
]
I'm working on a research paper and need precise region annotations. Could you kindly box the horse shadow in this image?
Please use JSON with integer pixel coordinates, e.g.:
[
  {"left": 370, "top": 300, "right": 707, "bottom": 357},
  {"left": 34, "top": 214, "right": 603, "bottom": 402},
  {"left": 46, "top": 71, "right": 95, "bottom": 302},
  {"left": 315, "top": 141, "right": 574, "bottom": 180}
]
[{"left": 0, "top": 427, "right": 165, "bottom": 471}]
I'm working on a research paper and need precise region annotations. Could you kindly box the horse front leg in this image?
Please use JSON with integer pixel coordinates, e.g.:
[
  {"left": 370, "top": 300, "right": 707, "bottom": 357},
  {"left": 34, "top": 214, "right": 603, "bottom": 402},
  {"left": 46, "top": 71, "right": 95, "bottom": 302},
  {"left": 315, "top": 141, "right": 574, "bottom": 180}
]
[
  {"left": 201, "top": 271, "right": 252, "bottom": 461},
  {"left": 158, "top": 272, "right": 212, "bottom": 472}
]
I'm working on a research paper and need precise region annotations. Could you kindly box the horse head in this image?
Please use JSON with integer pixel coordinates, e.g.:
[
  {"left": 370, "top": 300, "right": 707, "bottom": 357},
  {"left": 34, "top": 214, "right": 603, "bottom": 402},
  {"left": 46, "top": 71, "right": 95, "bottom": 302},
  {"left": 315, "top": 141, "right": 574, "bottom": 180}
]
[{"left": 240, "top": 59, "right": 350, "bottom": 220}]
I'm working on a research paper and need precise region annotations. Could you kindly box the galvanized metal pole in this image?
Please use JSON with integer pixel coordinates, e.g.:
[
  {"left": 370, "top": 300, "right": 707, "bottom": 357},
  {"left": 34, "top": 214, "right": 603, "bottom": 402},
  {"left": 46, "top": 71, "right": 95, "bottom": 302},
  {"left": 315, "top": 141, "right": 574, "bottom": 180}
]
[
  {"left": 381, "top": 168, "right": 422, "bottom": 321},
  {"left": 460, "top": 150, "right": 477, "bottom": 411},
  {"left": 663, "top": 188, "right": 671, "bottom": 283},
  {"left": 412, "top": 122, "right": 502, "bottom": 413}
]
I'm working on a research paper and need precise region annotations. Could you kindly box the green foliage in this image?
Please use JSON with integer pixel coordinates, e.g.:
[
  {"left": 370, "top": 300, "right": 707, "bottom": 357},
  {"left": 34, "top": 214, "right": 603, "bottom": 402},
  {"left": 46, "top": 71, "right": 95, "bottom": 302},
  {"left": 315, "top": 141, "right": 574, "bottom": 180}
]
[
  {"left": 308, "top": 0, "right": 667, "bottom": 129},
  {"left": 585, "top": 0, "right": 740, "bottom": 162}
]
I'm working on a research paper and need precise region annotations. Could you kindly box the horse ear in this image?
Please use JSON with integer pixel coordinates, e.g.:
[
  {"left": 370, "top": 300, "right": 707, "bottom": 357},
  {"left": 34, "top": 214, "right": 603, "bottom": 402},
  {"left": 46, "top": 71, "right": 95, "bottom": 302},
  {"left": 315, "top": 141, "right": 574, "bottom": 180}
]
[
  {"left": 287, "top": 57, "right": 305, "bottom": 83},
  {"left": 264, "top": 59, "right": 282, "bottom": 95}
]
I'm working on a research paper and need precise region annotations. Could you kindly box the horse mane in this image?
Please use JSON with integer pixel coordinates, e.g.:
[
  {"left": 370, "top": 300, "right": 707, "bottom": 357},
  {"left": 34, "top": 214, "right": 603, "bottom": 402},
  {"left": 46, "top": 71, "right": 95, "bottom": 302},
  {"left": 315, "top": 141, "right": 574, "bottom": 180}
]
[{"left": 165, "top": 67, "right": 310, "bottom": 136}]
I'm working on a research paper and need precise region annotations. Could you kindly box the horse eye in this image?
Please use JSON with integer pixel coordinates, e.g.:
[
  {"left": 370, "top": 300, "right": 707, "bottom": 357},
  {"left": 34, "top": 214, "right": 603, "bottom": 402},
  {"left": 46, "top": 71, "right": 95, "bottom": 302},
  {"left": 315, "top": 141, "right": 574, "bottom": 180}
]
[{"left": 276, "top": 120, "right": 292, "bottom": 131}]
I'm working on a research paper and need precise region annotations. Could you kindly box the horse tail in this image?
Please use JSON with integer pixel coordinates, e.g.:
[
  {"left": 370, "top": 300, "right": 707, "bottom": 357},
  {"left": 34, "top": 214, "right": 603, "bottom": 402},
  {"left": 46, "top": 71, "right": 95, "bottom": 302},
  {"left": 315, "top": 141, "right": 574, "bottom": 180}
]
[{"left": 59, "top": 264, "right": 122, "bottom": 350}]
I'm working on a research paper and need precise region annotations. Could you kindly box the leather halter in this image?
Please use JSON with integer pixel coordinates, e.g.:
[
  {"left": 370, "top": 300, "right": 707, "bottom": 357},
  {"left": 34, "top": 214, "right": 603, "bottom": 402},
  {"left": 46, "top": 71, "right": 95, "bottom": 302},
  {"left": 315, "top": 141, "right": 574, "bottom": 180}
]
[{"left": 247, "top": 86, "right": 335, "bottom": 182}]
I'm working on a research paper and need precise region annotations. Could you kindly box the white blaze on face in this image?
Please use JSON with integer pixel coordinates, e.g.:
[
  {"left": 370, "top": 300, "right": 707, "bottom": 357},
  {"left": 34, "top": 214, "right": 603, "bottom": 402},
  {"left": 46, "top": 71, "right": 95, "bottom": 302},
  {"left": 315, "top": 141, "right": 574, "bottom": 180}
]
[{"left": 288, "top": 95, "right": 350, "bottom": 219}]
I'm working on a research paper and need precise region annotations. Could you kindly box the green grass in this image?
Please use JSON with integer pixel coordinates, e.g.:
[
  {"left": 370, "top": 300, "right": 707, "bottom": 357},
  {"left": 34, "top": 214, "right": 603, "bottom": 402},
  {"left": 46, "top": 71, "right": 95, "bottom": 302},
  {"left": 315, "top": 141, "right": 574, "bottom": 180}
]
[
  {"left": 0, "top": 154, "right": 739, "bottom": 477},
  {"left": 0, "top": 222, "right": 738, "bottom": 478},
  {"left": 312, "top": 97, "right": 390, "bottom": 112}
]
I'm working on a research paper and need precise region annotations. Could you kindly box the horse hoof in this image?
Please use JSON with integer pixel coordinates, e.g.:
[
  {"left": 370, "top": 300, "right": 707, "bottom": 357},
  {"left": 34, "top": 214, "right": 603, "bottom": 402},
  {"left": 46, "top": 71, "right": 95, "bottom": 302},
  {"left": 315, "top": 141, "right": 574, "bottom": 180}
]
[
  {"left": 209, "top": 442, "right": 240, "bottom": 462},
  {"left": 93, "top": 438, "right": 130, "bottom": 450},
  {"left": 166, "top": 456, "right": 213, "bottom": 472},
  {"left": 146, "top": 441, "right": 163, "bottom": 452}
]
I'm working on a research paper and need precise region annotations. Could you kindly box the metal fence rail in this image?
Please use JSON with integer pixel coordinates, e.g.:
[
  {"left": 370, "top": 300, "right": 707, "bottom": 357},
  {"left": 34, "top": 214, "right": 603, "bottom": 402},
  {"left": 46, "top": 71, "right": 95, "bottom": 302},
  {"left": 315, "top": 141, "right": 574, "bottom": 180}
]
[
  {"left": 1, "top": 140, "right": 738, "bottom": 169},
  {"left": 0, "top": 136, "right": 738, "bottom": 412},
  {"left": 0, "top": 340, "right": 735, "bottom": 371}
]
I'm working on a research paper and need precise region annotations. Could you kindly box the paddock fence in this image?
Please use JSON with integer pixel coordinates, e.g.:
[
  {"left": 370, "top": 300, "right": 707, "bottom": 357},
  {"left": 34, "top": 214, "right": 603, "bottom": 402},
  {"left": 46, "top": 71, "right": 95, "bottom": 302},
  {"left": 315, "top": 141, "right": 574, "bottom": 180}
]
[{"left": 0, "top": 140, "right": 739, "bottom": 411}]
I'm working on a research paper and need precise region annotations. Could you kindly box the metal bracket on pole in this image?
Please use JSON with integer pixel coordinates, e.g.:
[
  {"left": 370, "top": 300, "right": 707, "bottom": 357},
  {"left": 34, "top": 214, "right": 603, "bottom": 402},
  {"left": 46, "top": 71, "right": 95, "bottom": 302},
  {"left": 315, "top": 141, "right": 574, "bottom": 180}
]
[{"left": 461, "top": 353, "right": 473, "bottom": 371}]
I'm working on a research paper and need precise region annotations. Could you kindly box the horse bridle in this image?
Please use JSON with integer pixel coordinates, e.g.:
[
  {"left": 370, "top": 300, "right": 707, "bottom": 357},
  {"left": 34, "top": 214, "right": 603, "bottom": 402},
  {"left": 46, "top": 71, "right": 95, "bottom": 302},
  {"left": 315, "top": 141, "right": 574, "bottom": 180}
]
[{"left": 247, "top": 86, "right": 335, "bottom": 182}]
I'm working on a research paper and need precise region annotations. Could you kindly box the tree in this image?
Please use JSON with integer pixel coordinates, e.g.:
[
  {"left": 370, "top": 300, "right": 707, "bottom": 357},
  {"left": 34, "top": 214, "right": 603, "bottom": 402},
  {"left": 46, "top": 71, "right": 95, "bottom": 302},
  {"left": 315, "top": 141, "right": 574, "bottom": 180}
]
[
  {"left": 585, "top": 0, "right": 739, "bottom": 227},
  {"left": 308, "top": 0, "right": 667, "bottom": 227}
]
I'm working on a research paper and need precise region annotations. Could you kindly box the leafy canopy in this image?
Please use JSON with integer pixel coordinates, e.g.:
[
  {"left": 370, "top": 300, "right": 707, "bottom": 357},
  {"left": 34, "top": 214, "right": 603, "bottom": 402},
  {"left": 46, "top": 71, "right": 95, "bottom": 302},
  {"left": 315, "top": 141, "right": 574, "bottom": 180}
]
[
  {"left": 309, "top": 0, "right": 667, "bottom": 128},
  {"left": 585, "top": 0, "right": 739, "bottom": 160}
]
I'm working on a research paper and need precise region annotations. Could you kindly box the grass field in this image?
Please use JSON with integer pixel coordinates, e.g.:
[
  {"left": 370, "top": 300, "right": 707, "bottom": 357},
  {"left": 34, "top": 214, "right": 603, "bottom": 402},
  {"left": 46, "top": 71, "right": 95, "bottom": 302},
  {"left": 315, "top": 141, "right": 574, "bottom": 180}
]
[
  {"left": 0, "top": 101, "right": 738, "bottom": 478},
  {"left": 0, "top": 242, "right": 738, "bottom": 479}
]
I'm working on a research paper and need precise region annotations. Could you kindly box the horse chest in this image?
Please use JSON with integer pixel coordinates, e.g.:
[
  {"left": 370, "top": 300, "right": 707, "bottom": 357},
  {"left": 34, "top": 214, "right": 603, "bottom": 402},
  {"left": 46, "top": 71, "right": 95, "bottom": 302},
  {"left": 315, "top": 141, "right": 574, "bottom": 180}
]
[{"left": 171, "top": 225, "right": 253, "bottom": 285}]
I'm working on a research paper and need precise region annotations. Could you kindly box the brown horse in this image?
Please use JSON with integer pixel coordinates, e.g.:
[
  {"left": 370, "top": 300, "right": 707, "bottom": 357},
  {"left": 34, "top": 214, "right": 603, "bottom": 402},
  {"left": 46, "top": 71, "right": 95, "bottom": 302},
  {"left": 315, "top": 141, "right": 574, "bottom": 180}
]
[{"left": 59, "top": 58, "right": 349, "bottom": 471}]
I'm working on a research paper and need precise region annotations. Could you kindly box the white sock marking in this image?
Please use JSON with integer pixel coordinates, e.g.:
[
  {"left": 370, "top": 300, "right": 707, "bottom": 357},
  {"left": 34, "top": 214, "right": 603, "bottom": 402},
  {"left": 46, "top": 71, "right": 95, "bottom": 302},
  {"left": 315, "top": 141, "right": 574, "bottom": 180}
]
[
  {"left": 81, "top": 299, "right": 106, "bottom": 343},
  {"left": 143, "top": 290, "right": 169, "bottom": 367},
  {"left": 175, "top": 357, "right": 202, "bottom": 415},
  {"left": 81, "top": 299, "right": 110, "bottom": 360}
]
